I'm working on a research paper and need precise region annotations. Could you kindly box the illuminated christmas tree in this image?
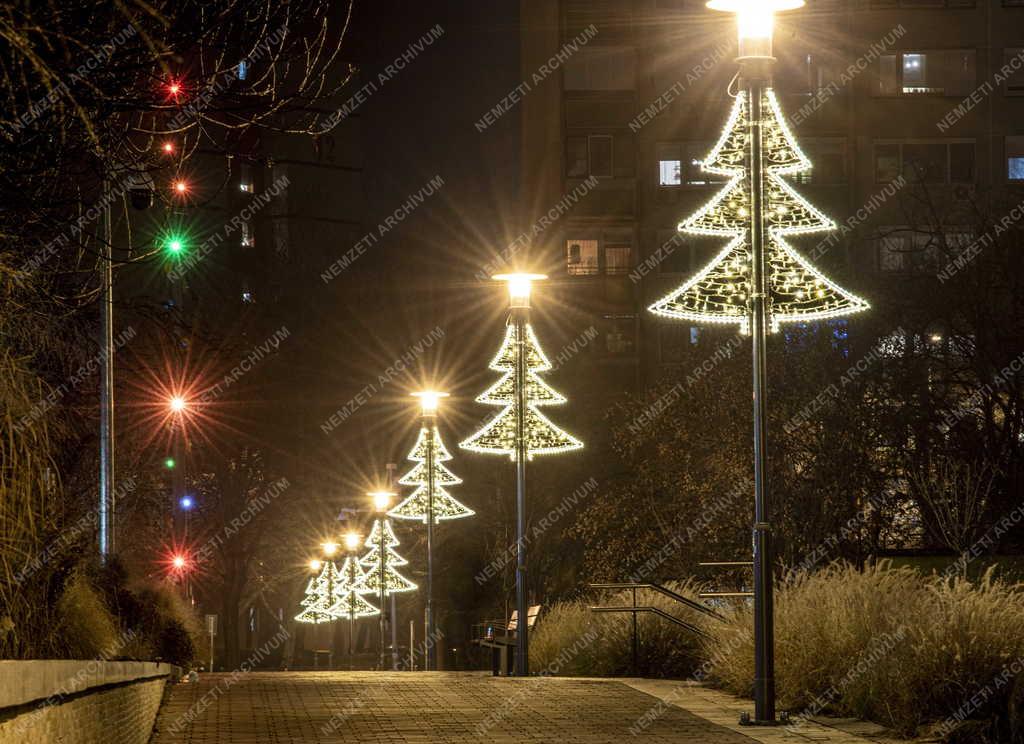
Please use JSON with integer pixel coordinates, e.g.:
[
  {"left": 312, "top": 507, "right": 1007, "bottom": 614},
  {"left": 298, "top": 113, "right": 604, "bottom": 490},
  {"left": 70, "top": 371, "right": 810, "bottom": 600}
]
[
  {"left": 389, "top": 426, "right": 474, "bottom": 523},
  {"left": 459, "top": 323, "right": 583, "bottom": 459},
  {"left": 355, "top": 519, "right": 417, "bottom": 595},
  {"left": 326, "top": 556, "right": 379, "bottom": 620},
  {"left": 648, "top": 89, "right": 869, "bottom": 333},
  {"left": 295, "top": 561, "right": 343, "bottom": 624}
]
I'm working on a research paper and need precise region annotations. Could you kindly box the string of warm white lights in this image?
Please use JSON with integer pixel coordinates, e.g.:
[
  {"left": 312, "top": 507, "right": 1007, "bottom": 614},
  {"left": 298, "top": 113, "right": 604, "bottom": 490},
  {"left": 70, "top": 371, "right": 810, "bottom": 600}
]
[
  {"left": 459, "top": 323, "right": 583, "bottom": 460},
  {"left": 649, "top": 89, "right": 869, "bottom": 332},
  {"left": 326, "top": 557, "right": 380, "bottom": 620},
  {"left": 390, "top": 426, "right": 475, "bottom": 523},
  {"left": 295, "top": 561, "right": 344, "bottom": 624},
  {"left": 355, "top": 518, "right": 417, "bottom": 594}
]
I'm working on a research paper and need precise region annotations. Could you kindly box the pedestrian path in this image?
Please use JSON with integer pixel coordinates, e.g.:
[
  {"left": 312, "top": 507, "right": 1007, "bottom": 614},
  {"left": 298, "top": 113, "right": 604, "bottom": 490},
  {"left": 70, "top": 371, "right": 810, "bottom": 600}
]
[{"left": 151, "top": 671, "right": 763, "bottom": 742}]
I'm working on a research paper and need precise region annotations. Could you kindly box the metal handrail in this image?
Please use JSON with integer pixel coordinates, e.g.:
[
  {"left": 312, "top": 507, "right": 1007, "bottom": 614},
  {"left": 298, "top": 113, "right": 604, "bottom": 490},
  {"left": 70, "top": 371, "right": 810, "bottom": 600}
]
[
  {"left": 590, "top": 605, "right": 711, "bottom": 639},
  {"left": 589, "top": 582, "right": 726, "bottom": 622}
]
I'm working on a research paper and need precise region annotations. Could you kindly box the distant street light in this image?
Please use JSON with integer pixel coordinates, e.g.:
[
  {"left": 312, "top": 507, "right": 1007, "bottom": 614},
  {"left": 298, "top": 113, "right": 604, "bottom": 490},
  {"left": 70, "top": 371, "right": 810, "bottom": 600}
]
[
  {"left": 369, "top": 491, "right": 395, "bottom": 669},
  {"left": 411, "top": 390, "right": 449, "bottom": 670},
  {"left": 169, "top": 395, "right": 187, "bottom": 413},
  {"left": 461, "top": 272, "right": 583, "bottom": 677}
]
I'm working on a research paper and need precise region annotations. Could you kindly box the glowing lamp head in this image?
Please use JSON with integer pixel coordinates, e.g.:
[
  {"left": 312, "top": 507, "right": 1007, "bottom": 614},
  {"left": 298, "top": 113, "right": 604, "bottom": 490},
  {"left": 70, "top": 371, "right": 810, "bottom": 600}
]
[
  {"left": 308, "top": 558, "right": 323, "bottom": 571},
  {"left": 494, "top": 273, "right": 546, "bottom": 309},
  {"left": 173, "top": 180, "right": 188, "bottom": 195},
  {"left": 169, "top": 395, "right": 187, "bottom": 413},
  {"left": 369, "top": 491, "right": 394, "bottom": 512},
  {"left": 707, "top": 0, "right": 804, "bottom": 57},
  {"left": 321, "top": 541, "right": 339, "bottom": 558},
  {"left": 172, "top": 555, "right": 187, "bottom": 570},
  {"left": 412, "top": 390, "right": 448, "bottom": 416},
  {"left": 162, "top": 142, "right": 174, "bottom": 154},
  {"left": 179, "top": 496, "right": 193, "bottom": 510},
  {"left": 344, "top": 532, "right": 362, "bottom": 552}
]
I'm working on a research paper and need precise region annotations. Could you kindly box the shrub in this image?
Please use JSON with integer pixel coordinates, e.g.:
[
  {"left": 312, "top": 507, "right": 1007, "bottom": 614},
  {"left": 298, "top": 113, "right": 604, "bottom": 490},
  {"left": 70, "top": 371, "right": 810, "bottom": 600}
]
[
  {"left": 703, "top": 562, "right": 1024, "bottom": 738},
  {"left": 530, "top": 580, "right": 714, "bottom": 678},
  {"left": 54, "top": 569, "right": 122, "bottom": 659}
]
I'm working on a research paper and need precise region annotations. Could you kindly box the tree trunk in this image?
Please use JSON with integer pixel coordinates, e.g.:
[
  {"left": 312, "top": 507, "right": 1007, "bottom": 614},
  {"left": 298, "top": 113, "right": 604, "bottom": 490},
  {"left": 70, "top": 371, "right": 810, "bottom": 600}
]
[{"left": 222, "top": 587, "right": 242, "bottom": 669}]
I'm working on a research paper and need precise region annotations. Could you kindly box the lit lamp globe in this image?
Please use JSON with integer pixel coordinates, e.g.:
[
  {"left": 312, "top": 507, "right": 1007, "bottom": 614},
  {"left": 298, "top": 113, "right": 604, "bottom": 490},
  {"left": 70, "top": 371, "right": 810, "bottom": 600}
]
[
  {"left": 308, "top": 558, "right": 323, "bottom": 572},
  {"left": 369, "top": 491, "right": 395, "bottom": 513},
  {"left": 412, "top": 390, "right": 448, "bottom": 418},
  {"left": 344, "top": 532, "right": 362, "bottom": 552},
  {"left": 321, "top": 541, "right": 340, "bottom": 558},
  {"left": 707, "top": 0, "right": 805, "bottom": 58},
  {"left": 494, "top": 273, "right": 546, "bottom": 310},
  {"left": 169, "top": 395, "right": 187, "bottom": 413}
]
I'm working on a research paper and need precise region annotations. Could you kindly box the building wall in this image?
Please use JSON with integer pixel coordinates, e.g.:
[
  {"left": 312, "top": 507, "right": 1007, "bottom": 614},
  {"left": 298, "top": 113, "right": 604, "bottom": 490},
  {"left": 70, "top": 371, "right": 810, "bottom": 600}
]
[{"left": 520, "top": 0, "right": 1024, "bottom": 394}]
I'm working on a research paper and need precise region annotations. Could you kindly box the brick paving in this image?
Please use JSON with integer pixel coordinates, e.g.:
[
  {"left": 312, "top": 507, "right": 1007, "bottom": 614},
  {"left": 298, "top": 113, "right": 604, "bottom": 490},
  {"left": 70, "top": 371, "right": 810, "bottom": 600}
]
[{"left": 151, "top": 671, "right": 759, "bottom": 743}]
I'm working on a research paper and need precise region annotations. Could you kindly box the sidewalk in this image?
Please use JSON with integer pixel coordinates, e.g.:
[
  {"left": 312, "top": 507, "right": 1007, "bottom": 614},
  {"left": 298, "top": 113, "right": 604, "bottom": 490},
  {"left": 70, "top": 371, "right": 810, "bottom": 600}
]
[{"left": 621, "top": 679, "right": 907, "bottom": 744}]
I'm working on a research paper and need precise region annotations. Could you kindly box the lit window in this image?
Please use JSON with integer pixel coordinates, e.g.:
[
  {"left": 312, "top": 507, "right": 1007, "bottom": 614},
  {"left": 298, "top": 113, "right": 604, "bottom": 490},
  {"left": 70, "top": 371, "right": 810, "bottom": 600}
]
[
  {"left": 237, "top": 60, "right": 248, "bottom": 81},
  {"left": 567, "top": 239, "right": 599, "bottom": 275},
  {"left": 241, "top": 222, "right": 253, "bottom": 247},
  {"left": 1008, "top": 136, "right": 1024, "bottom": 181},
  {"left": 239, "top": 163, "right": 254, "bottom": 193},
  {"left": 657, "top": 143, "right": 682, "bottom": 186}
]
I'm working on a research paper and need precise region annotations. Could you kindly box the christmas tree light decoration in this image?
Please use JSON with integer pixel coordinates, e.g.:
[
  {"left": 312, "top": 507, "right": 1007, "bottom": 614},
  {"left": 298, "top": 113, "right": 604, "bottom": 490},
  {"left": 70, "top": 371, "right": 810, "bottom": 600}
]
[
  {"left": 390, "top": 425, "right": 474, "bottom": 523},
  {"left": 295, "top": 559, "right": 346, "bottom": 624},
  {"left": 459, "top": 323, "right": 583, "bottom": 460},
  {"left": 356, "top": 518, "right": 417, "bottom": 595},
  {"left": 648, "top": 88, "right": 869, "bottom": 334},
  {"left": 461, "top": 272, "right": 581, "bottom": 677},
  {"left": 325, "top": 556, "right": 379, "bottom": 620}
]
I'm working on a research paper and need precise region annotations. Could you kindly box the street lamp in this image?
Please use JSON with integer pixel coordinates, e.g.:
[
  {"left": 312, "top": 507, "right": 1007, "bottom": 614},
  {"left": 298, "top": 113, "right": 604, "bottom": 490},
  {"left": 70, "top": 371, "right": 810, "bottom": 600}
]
[
  {"left": 308, "top": 558, "right": 323, "bottom": 572},
  {"left": 344, "top": 531, "right": 362, "bottom": 669},
  {"left": 495, "top": 272, "right": 542, "bottom": 678},
  {"left": 369, "top": 491, "right": 394, "bottom": 669},
  {"left": 169, "top": 395, "right": 187, "bottom": 413},
  {"left": 411, "top": 390, "right": 449, "bottom": 670}
]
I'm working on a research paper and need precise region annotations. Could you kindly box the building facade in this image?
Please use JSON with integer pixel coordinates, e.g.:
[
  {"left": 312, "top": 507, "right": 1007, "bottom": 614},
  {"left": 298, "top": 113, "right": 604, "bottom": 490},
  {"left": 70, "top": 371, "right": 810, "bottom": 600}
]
[{"left": 519, "top": 0, "right": 1024, "bottom": 403}]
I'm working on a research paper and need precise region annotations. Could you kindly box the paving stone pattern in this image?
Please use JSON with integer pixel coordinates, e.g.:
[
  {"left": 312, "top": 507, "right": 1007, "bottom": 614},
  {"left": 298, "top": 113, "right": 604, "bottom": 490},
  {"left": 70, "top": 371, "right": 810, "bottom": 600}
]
[{"left": 151, "top": 671, "right": 758, "bottom": 743}]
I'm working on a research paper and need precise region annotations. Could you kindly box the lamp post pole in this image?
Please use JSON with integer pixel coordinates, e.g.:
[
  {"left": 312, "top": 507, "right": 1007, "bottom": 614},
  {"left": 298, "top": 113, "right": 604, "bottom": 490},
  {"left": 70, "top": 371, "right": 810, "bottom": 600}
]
[
  {"left": 379, "top": 520, "right": 386, "bottom": 670},
  {"left": 706, "top": 0, "right": 807, "bottom": 723},
  {"left": 511, "top": 292, "right": 530, "bottom": 678},
  {"left": 425, "top": 418, "right": 437, "bottom": 670},
  {"left": 747, "top": 66, "right": 776, "bottom": 724},
  {"left": 348, "top": 554, "right": 356, "bottom": 670},
  {"left": 99, "top": 174, "right": 114, "bottom": 562}
]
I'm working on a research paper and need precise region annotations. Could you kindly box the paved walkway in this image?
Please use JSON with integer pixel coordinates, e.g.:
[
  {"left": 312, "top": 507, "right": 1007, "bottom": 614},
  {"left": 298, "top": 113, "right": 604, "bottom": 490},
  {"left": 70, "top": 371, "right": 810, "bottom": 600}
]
[{"left": 151, "top": 672, "right": 885, "bottom": 743}]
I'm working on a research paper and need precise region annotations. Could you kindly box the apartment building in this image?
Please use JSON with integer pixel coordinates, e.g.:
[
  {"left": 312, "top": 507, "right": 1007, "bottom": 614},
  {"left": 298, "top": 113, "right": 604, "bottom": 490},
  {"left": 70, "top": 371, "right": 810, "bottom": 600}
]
[{"left": 519, "top": 0, "right": 1024, "bottom": 406}]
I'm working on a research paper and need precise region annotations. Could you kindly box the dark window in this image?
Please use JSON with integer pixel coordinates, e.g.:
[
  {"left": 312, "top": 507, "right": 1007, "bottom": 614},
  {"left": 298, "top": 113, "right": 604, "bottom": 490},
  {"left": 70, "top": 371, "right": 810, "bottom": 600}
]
[
  {"left": 903, "top": 143, "right": 947, "bottom": 183},
  {"left": 589, "top": 136, "right": 614, "bottom": 178},
  {"left": 567, "top": 137, "right": 588, "bottom": 178}
]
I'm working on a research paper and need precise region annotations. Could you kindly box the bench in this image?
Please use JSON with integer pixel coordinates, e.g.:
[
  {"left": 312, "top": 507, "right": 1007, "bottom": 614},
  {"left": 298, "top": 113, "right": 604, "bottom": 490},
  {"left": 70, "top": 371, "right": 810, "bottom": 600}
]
[{"left": 473, "top": 605, "right": 542, "bottom": 676}]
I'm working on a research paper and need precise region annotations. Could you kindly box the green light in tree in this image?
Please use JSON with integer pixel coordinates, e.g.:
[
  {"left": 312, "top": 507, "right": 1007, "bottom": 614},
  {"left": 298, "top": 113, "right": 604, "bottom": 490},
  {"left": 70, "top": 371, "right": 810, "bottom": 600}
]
[{"left": 164, "top": 457, "right": 176, "bottom": 469}]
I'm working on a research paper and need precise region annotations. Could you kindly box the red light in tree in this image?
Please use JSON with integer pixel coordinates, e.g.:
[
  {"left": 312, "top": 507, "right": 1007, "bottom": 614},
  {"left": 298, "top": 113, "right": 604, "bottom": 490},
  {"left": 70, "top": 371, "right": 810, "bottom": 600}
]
[
  {"left": 165, "top": 79, "right": 183, "bottom": 99},
  {"left": 172, "top": 179, "right": 189, "bottom": 195},
  {"left": 172, "top": 555, "right": 187, "bottom": 570},
  {"left": 162, "top": 142, "right": 175, "bottom": 154}
]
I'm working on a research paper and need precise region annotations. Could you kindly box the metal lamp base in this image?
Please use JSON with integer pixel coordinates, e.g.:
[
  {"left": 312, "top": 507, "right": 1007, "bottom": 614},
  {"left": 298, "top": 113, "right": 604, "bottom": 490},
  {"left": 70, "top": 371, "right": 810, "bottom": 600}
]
[{"left": 739, "top": 711, "right": 789, "bottom": 727}]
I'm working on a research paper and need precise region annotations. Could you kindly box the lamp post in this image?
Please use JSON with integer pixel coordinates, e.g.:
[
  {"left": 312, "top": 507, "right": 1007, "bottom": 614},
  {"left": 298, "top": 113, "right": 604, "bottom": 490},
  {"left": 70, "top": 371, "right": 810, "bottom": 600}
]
[
  {"left": 495, "top": 273, "right": 545, "bottom": 677},
  {"left": 344, "top": 531, "right": 362, "bottom": 669},
  {"left": 411, "top": 390, "right": 448, "bottom": 670},
  {"left": 321, "top": 540, "right": 339, "bottom": 668},
  {"left": 369, "top": 491, "right": 394, "bottom": 670},
  {"left": 707, "top": 0, "right": 805, "bottom": 725}
]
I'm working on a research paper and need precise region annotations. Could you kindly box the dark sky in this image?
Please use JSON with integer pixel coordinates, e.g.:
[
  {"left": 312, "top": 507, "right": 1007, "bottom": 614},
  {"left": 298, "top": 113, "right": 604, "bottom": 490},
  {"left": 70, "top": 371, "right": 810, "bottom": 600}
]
[{"left": 306, "top": 0, "right": 524, "bottom": 494}]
